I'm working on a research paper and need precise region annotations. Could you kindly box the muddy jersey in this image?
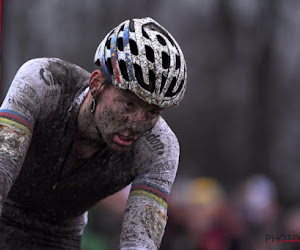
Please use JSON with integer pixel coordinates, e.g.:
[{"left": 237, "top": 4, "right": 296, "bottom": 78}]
[{"left": 0, "top": 58, "right": 179, "bottom": 249}]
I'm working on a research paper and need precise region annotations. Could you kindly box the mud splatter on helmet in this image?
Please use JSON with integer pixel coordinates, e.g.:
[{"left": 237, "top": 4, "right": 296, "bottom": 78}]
[{"left": 94, "top": 17, "right": 187, "bottom": 108}]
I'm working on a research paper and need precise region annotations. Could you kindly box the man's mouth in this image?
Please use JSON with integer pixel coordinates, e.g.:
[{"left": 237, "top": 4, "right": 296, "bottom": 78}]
[{"left": 113, "top": 133, "right": 135, "bottom": 146}]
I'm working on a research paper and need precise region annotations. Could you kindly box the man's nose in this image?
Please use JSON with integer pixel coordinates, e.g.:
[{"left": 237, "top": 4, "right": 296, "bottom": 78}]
[{"left": 131, "top": 108, "right": 147, "bottom": 122}]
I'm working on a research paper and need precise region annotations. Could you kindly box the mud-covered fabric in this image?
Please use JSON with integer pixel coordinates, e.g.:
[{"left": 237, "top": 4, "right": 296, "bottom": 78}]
[
  {"left": 0, "top": 58, "right": 180, "bottom": 249},
  {"left": 0, "top": 199, "right": 84, "bottom": 250}
]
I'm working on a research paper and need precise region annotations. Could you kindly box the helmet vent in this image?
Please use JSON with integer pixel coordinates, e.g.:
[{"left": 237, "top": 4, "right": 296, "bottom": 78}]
[
  {"left": 120, "top": 24, "right": 125, "bottom": 31},
  {"left": 177, "top": 80, "right": 185, "bottom": 95},
  {"left": 162, "top": 52, "right": 170, "bottom": 69},
  {"left": 145, "top": 23, "right": 175, "bottom": 46},
  {"left": 106, "top": 38, "right": 111, "bottom": 50},
  {"left": 176, "top": 55, "right": 180, "bottom": 69},
  {"left": 130, "top": 39, "right": 138, "bottom": 55},
  {"left": 157, "top": 35, "right": 167, "bottom": 46},
  {"left": 95, "top": 59, "right": 100, "bottom": 66},
  {"left": 106, "top": 58, "right": 113, "bottom": 76},
  {"left": 134, "top": 63, "right": 145, "bottom": 86},
  {"left": 166, "top": 78, "right": 184, "bottom": 97},
  {"left": 145, "top": 45, "right": 155, "bottom": 63},
  {"left": 134, "top": 64, "right": 154, "bottom": 92},
  {"left": 119, "top": 60, "right": 129, "bottom": 81},
  {"left": 160, "top": 75, "right": 167, "bottom": 93},
  {"left": 149, "top": 70, "right": 156, "bottom": 87},
  {"left": 129, "top": 20, "right": 135, "bottom": 32},
  {"left": 165, "top": 77, "right": 177, "bottom": 97},
  {"left": 142, "top": 28, "right": 150, "bottom": 39},
  {"left": 117, "top": 37, "right": 124, "bottom": 51}
]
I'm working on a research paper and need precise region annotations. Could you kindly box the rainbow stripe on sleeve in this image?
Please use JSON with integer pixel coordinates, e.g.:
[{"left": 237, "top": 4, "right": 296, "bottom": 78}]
[
  {"left": 0, "top": 109, "right": 33, "bottom": 137},
  {"left": 129, "top": 182, "right": 169, "bottom": 210}
]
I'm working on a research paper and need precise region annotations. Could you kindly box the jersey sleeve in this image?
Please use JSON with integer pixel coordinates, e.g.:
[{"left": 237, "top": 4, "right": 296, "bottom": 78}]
[
  {"left": 0, "top": 58, "right": 56, "bottom": 216},
  {"left": 120, "top": 117, "right": 180, "bottom": 250}
]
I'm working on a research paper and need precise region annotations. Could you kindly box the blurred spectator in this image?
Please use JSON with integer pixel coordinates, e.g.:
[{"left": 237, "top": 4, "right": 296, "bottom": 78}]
[
  {"left": 161, "top": 175, "right": 283, "bottom": 250},
  {"left": 161, "top": 177, "right": 243, "bottom": 250},
  {"left": 241, "top": 175, "right": 278, "bottom": 228},
  {"left": 230, "top": 175, "right": 280, "bottom": 250},
  {"left": 81, "top": 175, "right": 295, "bottom": 250}
]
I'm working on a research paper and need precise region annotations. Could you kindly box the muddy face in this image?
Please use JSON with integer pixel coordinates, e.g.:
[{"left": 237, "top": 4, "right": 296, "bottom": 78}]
[{"left": 93, "top": 85, "right": 163, "bottom": 152}]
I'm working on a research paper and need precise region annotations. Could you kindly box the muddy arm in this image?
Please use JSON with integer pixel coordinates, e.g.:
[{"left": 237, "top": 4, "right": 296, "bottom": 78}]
[
  {"left": 0, "top": 124, "right": 31, "bottom": 216},
  {"left": 119, "top": 120, "right": 180, "bottom": 249},
  {"left": 0, "top": 60, "right": 43, "bottom": 216}
]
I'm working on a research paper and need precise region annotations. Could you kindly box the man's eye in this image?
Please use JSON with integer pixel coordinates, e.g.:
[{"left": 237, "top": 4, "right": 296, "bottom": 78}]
[
  {"left": 124, "top": 102, "right": 134, "bottom": 109},
  {"left": 149, "top": 110, "right": 160, "bottom": 117}
]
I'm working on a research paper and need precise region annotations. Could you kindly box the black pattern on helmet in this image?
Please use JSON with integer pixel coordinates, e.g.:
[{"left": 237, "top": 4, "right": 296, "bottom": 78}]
[{"left": 94, "top": 17, "right": 187, "bottom": 107}]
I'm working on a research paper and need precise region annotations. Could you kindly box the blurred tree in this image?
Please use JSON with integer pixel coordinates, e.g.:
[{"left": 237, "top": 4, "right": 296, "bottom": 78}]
[{"left": 1, "top": 0, "right": 300, "bottom": 206}]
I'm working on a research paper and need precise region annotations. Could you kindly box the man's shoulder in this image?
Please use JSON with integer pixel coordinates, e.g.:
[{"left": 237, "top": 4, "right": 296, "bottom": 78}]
[
  {"left": 20, "top": 57, "right": 90, "bottom": 77},
  {"left": 135, "top": 117, "right": 179, "bottom": 157},
  {"left": 130, "top": 117, "right": 180, "bottom": 182},
  {"left": 148, "top": 116, "right": 178, "bottom": 142},
  {"left": 2, "top": 58, "right": 90, "bottom": 121},
  {"left": 15, "top": 57, "right": 90, "bottom": 101}
]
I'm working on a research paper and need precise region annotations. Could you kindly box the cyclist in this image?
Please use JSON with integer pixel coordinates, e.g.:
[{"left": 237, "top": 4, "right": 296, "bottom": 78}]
[{"left": 0, "top": 17, "right": 187, "bottom": 249}]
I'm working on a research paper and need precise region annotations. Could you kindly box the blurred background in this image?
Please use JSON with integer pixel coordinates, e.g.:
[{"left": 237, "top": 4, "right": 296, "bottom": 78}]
[{"left": 1, "top": 0, "right": 300, "bottom": 249}]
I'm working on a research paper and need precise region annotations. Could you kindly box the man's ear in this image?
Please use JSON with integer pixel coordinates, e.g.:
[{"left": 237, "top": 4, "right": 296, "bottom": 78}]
[{"left": 89, "top": 69, "right": 105, "bottom": 96}]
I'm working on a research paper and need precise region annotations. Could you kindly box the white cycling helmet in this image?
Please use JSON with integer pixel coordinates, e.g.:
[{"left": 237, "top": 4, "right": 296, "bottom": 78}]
[{"left": 94, "top": 17, "right": 187, "bottom": 108}]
